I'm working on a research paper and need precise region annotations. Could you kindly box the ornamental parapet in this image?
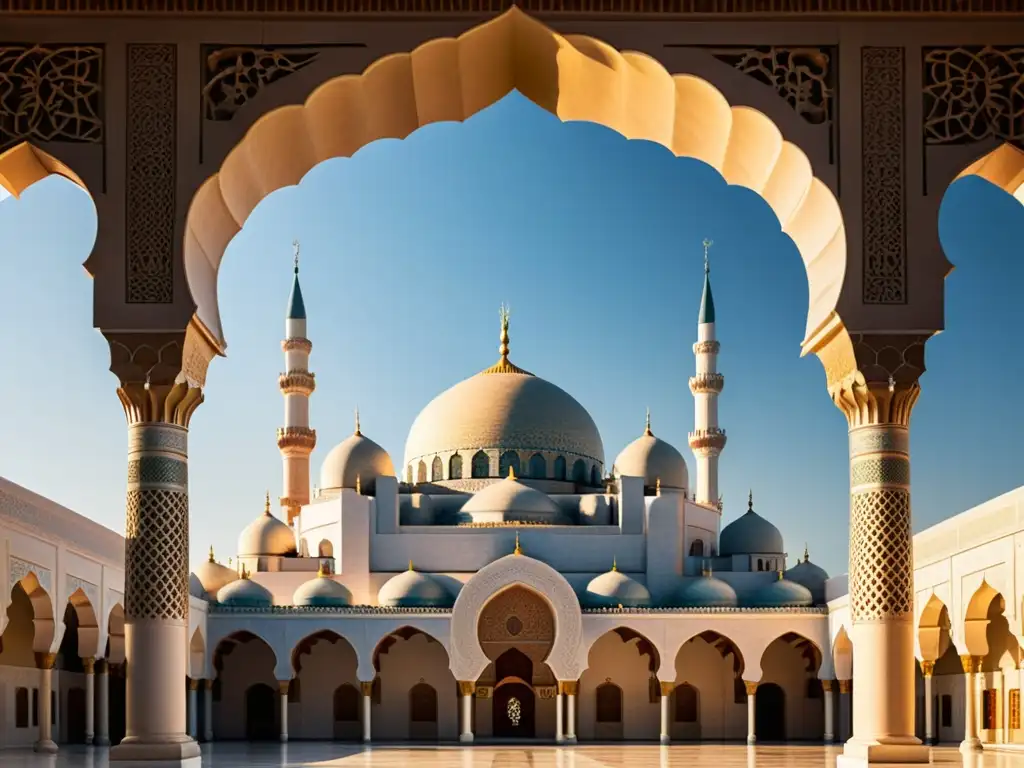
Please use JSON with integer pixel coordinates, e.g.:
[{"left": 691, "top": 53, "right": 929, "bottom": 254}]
[
  {"left": 277, "top": 426, "right": 316, "bottom": 451},
  {"left": 689, "top": 372, "right": 725, "bottom": 394},
  {"left": 688, "top": 427, "right": 727, "bottom": 453},
  {"left": 281, "top": 337, "right": 312, "bottom": 354},
  {"left": 279, "top": 370, "right": 316, "bottom": 395},
  {"left": 693, "top": 340, "right": 721, "bottom": 356},
  {"left": 207, "top": 603, "right": 827, "bottom": 615}
]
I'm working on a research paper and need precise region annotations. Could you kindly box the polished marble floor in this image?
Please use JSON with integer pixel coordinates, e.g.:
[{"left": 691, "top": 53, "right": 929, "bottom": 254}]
[{"left": 1, "top": 744, "right": 1020, "bottom": 768}]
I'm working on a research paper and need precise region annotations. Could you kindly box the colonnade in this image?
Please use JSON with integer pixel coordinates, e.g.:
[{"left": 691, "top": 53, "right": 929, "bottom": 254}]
[
  {"left": 29, "top": 656, "right": 120, "bottom": 752},
  {"left": 183, "top": 679, "right": 214, "bottom": 742}
]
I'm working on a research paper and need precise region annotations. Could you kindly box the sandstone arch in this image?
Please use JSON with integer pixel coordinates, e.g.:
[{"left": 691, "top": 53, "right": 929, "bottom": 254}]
[{"left": 917, "top": 594, "right": 951, "bottom": 663}]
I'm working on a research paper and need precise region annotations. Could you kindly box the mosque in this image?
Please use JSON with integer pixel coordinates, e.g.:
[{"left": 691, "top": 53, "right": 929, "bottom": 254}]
[{"left": 1, "top": 251, "right": 1021, "bottom": 752}]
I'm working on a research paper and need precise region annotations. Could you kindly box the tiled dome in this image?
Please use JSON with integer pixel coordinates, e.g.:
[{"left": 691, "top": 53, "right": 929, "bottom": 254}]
[
  {"left": 378, "top": 565, "right": 453, "bottom": 608},
  {"left": 719, "top": 492, "right": 784, "bottom": 557}
]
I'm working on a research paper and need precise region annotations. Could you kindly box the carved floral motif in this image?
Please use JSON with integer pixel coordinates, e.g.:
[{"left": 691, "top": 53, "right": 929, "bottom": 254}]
[{"left": 203, "top": 46, "right": 320, "bottom": 121}]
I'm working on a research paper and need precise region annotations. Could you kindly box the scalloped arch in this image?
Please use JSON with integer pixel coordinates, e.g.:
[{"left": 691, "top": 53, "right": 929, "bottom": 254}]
[{"left": 184, "top": 7, "right": 847, "bottom": 352}]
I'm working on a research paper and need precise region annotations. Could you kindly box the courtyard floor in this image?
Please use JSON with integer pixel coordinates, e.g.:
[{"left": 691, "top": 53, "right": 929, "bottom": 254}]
[{"left": 0, "top": 744, "right": 1016, "bottom": 768}]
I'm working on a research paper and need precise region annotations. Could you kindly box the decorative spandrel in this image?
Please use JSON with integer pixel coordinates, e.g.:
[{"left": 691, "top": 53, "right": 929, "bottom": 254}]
[
  {"left": 708, "top": 46, "right": 834, "bottom": 127},
  {"left": 923, "top": 46, "right": 1024, "bottom": 146},
  {"left": 0, "top": 45, "right": 103, "bottom": 151},
  {"left": 203, "top": 46, "right": 321, "bottom": 121}
]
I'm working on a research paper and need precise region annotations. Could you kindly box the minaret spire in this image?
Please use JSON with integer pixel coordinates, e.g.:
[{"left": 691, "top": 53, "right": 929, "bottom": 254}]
[
  {"left": 354, "top": 406, "right": 361, "bottom": 437},
  {"left": 644, "top": 407, "right": 653, "bottom": 436},
  {"left": 688, "top": 238, "right": 727, "bottom": 509},
  {"left": 482, "top": 304, "right": 532, "bottom": 376},
  {"left": 277, "top": 241, "right": 317, "bottom": 524}
]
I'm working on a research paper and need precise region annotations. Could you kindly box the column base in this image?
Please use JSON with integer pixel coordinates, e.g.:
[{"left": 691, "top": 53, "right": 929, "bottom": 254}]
[
  {"left": 825, "top": 736, "right": 835, "bottom": 744},
  {"left": 86, "top": 735, "right": 95, "bottom": 745},
  {"left": 280, "top": 735, "right": 288, "bottom": 743},
  {"left": 460, "top": 733, "right": 474, "bottom": 743},
  {"left": 96, "top": 737, "right": 111, "bottom": 747},
  {"left": 960, "top": 738, "right": 982, "bottom": 753},
  {"left": 660, "top": 735, "right": 670, "bottom": 745},
  {"left": 564, "top": 736, "right": 577, "bottom": 743},
  {"left": 838, "top": 737, "right": 929, "bottom": 765},
  {"left": 110, "top": 736, "right": 201, "bottom": 765},
  {"left": 747, "top": 736, "right": 756, "bottom": 745},
  {"left": 34, "top": 739, "right": 58, "bottom": 753}
]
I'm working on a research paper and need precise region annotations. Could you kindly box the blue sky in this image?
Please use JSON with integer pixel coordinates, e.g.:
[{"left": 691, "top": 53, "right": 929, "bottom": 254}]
[{"left": 1, "top": 91, "right": 1021, "bottom": 579}]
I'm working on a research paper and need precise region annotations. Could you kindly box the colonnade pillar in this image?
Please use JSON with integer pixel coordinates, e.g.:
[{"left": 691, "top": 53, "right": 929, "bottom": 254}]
[
  {"left": 458, "top": 682, "right": 475, "bottom": 742},
  {"left": 202, "top": 680, "right": 213, "bottom": 742},
  {"left": 96, "top": 659, "right": 110, "bottom": 746},
  {"left": 961, "top": 656, "right": 981, "bottom": 752},
  {"left": 187, "top": 680, "right": 199, "bottom": 740},
  {"left": 555, "top": 687, "right": 564, "bottom": 743},
  {"left": 829, "top": 352, "right": 928, "bottom": 768},
  {"left": 744, "top": 681, "right": 757, "bottom": 745},
  {"left": 35, "top": 652, "right": 57, "bottom": 753},
  {"left": 107, "top": 358, "right": 204, "bottom": 767},
  {"left": 921, "top": 661, "right": 935, "bottom": 745},
  {"left": 84, "top": 657, "right": 96, "bottom": 745},
  {"left": 659, "top": 682, "right": 673, "bottom": 744},
  {"left": 278, "top": 681, "right": 289, "bottom": 742},
  {"left": 562, "top": 681, "right": 577, "bottom": 742},
  {"left": 360, "top": 681, "right": 373, "bottom": 742},
  {"left": 823, "top": 679, "right": 835, "bottom": 743}
]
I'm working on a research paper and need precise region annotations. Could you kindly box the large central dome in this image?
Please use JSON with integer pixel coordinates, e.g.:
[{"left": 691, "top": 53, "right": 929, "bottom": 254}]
[{"left": 403, "top": 310, "right": 604, "bottom": 483}]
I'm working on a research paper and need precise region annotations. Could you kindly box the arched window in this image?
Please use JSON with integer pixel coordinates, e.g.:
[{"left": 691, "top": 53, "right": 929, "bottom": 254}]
[
  {"left": 674, "top": 683, "right": 699, "bottom": 722},
  {"left": 757, "top": 558, "right": 764, "bottom": 571},
  {"left": 431, "top": 456, "right": 443, "bottom": 481},
  {"left": 449, "top": 454, "right": 463, "bottom": 480},
  {"left": 334, "top": 684, "right": 360, "bottom": 722},
  {"left": 571, "top": 459, "right": 586, "bottom": 485},
  {"left": 318, "top": 540, "right": 333, "bottom": 558},
  {"left": 596, "top": 682, "right": 623, "bottom": 723},
  {"left": 689, "top": 540, "right": 704, "bottom": 557},
  {"left": 528, "top": 453, "right": 546, "bottom": 479},
  {"left": 471, "top": 451, "right": 489, "bottom": 479},
  {"left": 416, "top": 461, "right": 427, "bottom": 483},
  {"left": 554, "top": 456, "right": 567, "bottom": 481},
  {"left": 410, "top": 682, "right": 438, "bottom": 723},
  {"left": 499, "top": 451, "right": 521, "bottom": 478},
  {"left": 15, "top": 687, "right": 28, "bottom": 728},
  {"left": 590, "top": 465, "right": 600, "bottom": 487}
]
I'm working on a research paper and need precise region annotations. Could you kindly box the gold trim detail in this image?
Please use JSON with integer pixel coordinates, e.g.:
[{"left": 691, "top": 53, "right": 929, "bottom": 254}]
[
  {"left": 459, "top": 681, "right": 477, "bottom": 696},
  {"left": 744, "top": 680, "right": 758, "bottom": 695},
  {"left": 920, "top": 660, "right": 935, "bottom": 677},
  {"left": 838, "top": 679, "right": 851, "bottom": 694},
  {"left": 360, "top": 681, "right": 374, "bottom": 696},
  {"left": 660, "top": 681, "right": 675, "bottom": 696},
  {"left": 277, "top": 426, "right": 316, "bottom": 451}
]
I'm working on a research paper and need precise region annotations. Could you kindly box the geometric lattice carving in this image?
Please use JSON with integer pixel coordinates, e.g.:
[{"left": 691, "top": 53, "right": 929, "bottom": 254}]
[
  {"left": 849, "top": 427, "right": 909, "bottom": 456},
  {"left": 124, "top": 488, "right": 189, "bottom": 620},
  {"left": 478, "top": 585, "right": 555, "bottom": 646},
  {"left": 923, "top": 47, "right": 1024, "bottom": 145},
  {"left": 849, "top": 488, "right": 913, "bottom": 621},
  {"left": 0, "top": 45, "right": 103, "bottom": 152},
  {"left": 861, "top": 47, "right": 907, "bottom": 306},
  {"left": 202, "top": 46, "right": 320, "bottom": 121},
  {"left": 9, "top": 556, "right": 52, "bottom": 594},
  {"left": 709, "top": 46, "right": 834, "bottom": 126},
  {"left": 851, "top": 456, "right": 910, "bottom": 488},
  {"left": 127, "top": 456, "right": 188, "bottom": 486},
  {"left": 125, "top": 44, "right": 176, "bottom": 305}
]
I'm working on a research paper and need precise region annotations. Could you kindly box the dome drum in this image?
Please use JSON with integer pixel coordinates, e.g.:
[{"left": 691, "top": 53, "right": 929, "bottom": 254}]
[{"left": 405, "top": 448, "right": 603, "bottom": 489}]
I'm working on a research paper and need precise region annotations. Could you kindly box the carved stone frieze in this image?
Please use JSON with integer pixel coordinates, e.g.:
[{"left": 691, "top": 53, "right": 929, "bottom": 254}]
[
  {"left": 861, "top": 47, "right": 907, "bottom": 306},
  {"left": 0, "top": 45, "right": 103, "bottom": 152},
  {"left": 66, "top": 574, "right": 100, "bottom": 606},
  {"left": 203, "top": 46, "right": 321, "bottom": 121},
  {"left": 709, "top": 46, "right": 833, "bottom": 126},
  {"left": 10, "top": 556, "right": 52, "bottom": 594},
  {"left": 126, "top": 43, "right": 176, "bottom": 304},
  {"left": 829, "top": 333, "right": 927, "bottom": 429}
]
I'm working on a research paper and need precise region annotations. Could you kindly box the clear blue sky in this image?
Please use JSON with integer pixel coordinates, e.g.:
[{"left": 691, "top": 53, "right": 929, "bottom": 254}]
[{"left": 1, "top": 91, "right": 1021, "bottom": 579}]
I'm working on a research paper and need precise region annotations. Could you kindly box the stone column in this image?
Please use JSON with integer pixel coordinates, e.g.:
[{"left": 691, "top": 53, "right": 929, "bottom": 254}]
[
  {"left": 187, "top": 680, "right": 198, "bottom": 740},
  {"left": 659, "top": 682, "right": 673, "bottom": 744},
  {"left": 107, "top": 358, "right": 204, "bottom": 767},
  {"left": 96, "top": 659, "right": 110, "bottom": 746},
  {"left": 921, "top": 661, "right": 934, "bottom": 746},
  {"left": 562, "top": 681, "right": 577, "bottom": 743},
  {"left": 961, "top": 656, "right": 981, "bottom": 752},
  {"left": 35, "top": 652, "right": 57, "bottom": 753},
  {"left": 823, "top": 679, "right": 835, "bottom": 744},
  {"left": 84, "top": 657, "right": 96, "bottom": 745},
  {"left": 555, "top": 687, "right": 564, "bottom": 743},
  {"left": 745, "top": 681, "right": 757, "bottom": 745},
  {"left": 839, "top": 680, "right": 852, "bottom": 742},
  {"left": 278, "top": 681, "right": 289, "bottom": 742},
  {"left": 831, "top": 351, "right": 928, "bottom": 768},
  {"left": 202, "top": 680, "right": 213, "bottom": 742},
  {"left": 360, "top": 681, "right": 373, "bottom": 743},
  {"left": 458, "top": 682, "right": 475, "bottom": 743}
]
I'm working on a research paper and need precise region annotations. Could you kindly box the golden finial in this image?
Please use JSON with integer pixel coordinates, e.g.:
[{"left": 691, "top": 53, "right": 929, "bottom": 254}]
[
  {"left": 240, "top": 564, "right": 250, "bottom": 580},
  {"left": 804, "top": 543, "right": 809, "bottom": 563},
  {"left": 292, "top": 240, "right": 300, "bottom": 274},
  {"left": 644, "top": 408, "right": 653, "bottom": 437},
  {"left": 507, "top": 464, "right": 516, "bottom": 481},
  {"left": 513, "top": 530, "right": 522, "bottom": 556},
  {"left": 317, "top": 561, "right": 328, "bottom": 577},
  {"left": 227, "top": 557, "right": 232, "bottom": 567},
  {"left": 748, "top": 489, "right": 753, "bottom": 510},
  {"left": 656, "top": 477, "right": 661, "bottom": 495},
  {"left": 703, "top": 238, "right": 713, "bottom": 274},
  {"left": 777, "top": 569, "right": 784, "bottom": 581},
  {"left": 354, "top": 407, "right": 361, "bottom": 437},
  {"left": 408, "top": 559, "right": 414, "bottom": 572},
  {"left": 355, "top": 474, "right": 362, "bottom": 495},
  {"left": 612, "top": 557, "right": 618, "bottom": 572},
  {"left": 208, "top": 546, "right": 215, "bottom": 563},
  {"left": 499, "top": 303, "right": 511, "bottom": 360},
  {"left": 264, "top": 491, "right": 271, "bottom": 516}
]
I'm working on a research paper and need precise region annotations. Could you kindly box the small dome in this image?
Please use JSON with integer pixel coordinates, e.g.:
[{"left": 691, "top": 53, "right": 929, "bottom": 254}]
[
  {"left": 189, "top": 573, "right": 209, "bottom": 600},
  {"left": 784, "top": 547, "right": 830, "bottom": 605},
  {"left": 672, "top": 572, "right": 739, "bottom": 608},
  {"left": 459, "top": 470, "right": 570, "bottom": 525},
  {"left": 582, "top": 564, "right": 651, "bottom": 608},
  {"left": 320, "top": 414, "right": 395, "bottom": 494},
  {"left": 193, "top": 547, "right": 239, "bottom": 595},
  {"left": 238, "top": 493, "right": 296, "bottom": 557},
  {"left": 293, "top": 569, "right": 353, "bottom": 607},
  {"left": 746, "top": 574, "right": 813, "bottom": 608},
  {"left": 719, "top": 492, "right": 784, "bottom": 557},
  {"left": 216, "top": 573, "right": 273, "bottom": 608},
  {"left": 613, "top": 413, "right": 688, "bottom": 490},
  {"left": 378, "top": 565, "right": 453, "bottom": 608}
]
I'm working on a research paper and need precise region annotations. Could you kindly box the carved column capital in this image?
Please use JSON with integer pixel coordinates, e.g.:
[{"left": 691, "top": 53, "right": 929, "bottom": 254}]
[
  {"left": 556, "top": 680, "right": 578, "bottom": 696},
  {"left": 36, "top": 652, "right": 56, "bottom": 670},
  {"left": 188, "top": 678, "right": 199, "bottom": 691},
  {"left": 458, "top": 681, "right": 476, "bottom": 697},
  {"left": 961, "top": 655, "right": 978, "bottom": 675},
  {"left": 82, "top": 657, "right": 95, "bottom": 674},
  {"left": 921, "top": 660, "right": 935, "bottom": 677},
  {"left": 278, "top": 680, "right": 291, "bottom": 696},
  {"left": 821, "top": 678, "right": 834, "bottom": 692},
  {"left": 744, "top": 680, "right": 758, "bottom": 695},
  {"left": 839, "top": 679, "right": 851, "bottom": 694},
  {"left": 360, "top": 681, "right": 374, "bottom": 697},
  {"left": 659, "top": 681, "right": 675, "bottom": 696},
  {"left": 202, "top": 678, "right": 214, "bottom": 690}
]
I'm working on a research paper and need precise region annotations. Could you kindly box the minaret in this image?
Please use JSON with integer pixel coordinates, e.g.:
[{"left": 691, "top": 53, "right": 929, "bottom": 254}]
[
  {"left": 277, "top": 241, "right": 316, "bottom": 524},
  {"left": 688, "top": 239, "right": 727, "bottom": 508}
]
